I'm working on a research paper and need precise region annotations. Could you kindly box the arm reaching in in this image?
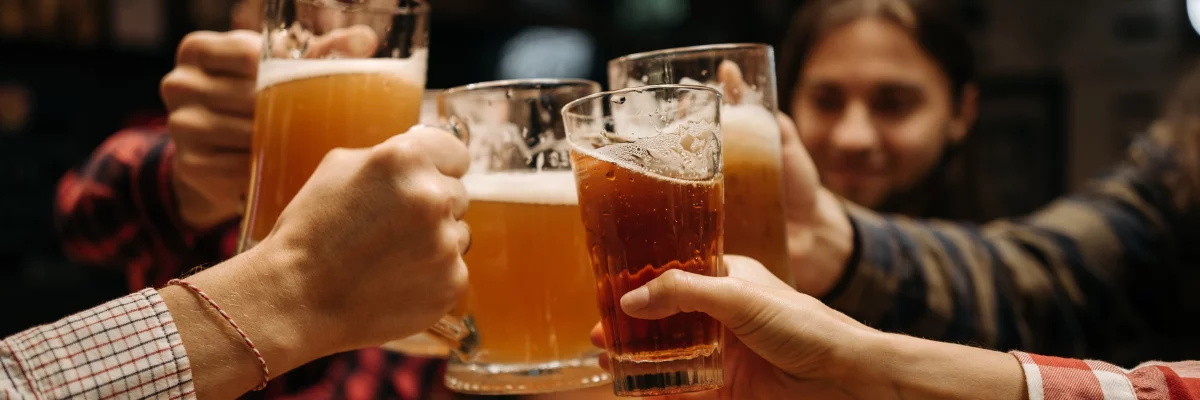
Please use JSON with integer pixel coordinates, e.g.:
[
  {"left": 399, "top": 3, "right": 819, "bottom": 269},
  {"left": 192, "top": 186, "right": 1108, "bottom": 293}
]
[
  {"left": 9, "top": 126, "right": 470, "bottom": 399},
  {"left": 592, "top": 256, "right": 1200, "bottom": 400}
]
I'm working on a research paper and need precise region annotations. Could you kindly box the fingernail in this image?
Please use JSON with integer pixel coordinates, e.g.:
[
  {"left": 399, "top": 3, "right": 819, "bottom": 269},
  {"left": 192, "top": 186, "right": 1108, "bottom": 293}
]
[{"left": 620, "top": 286, "right": 650, "bottom": 312}]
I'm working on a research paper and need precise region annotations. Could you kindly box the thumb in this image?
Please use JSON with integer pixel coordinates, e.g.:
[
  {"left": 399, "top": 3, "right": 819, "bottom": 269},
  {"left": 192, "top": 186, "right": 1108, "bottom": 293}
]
[
  {"left": 305, "top": 25, "right": 381, "bottom": 59},
  {"left": 619, "top": 266, "right": 774, "bottom": 335}
]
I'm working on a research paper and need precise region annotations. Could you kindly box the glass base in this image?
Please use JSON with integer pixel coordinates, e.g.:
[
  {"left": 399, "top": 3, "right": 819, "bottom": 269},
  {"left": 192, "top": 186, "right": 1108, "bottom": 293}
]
[
  {"left": 610, "top": 346, "right": 723, "bottom": 397},
  {"left": 380, "top": 332, "right": 452, "bottom": 358},
  {"left": 445, "top": 353, "right": 611, "bottom": 395}
]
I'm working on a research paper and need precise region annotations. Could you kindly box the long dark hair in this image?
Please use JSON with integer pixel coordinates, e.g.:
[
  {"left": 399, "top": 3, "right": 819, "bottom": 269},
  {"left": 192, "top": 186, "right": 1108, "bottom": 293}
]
[{"left": 777, "top": 0, "right": 976, "bottom": 113}]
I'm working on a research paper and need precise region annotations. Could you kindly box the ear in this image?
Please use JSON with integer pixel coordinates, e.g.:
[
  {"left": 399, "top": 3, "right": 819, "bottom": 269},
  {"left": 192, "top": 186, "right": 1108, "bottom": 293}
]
[{"left": 947, "top": 84, "right": 979, "bottom": 144}]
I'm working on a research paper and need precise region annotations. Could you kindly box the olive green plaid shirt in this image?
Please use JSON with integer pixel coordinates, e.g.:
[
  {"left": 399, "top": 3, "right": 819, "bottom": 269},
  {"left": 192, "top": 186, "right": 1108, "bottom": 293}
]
[{"left": 825, "top": 131, "right": 1200, "bottom": 367}]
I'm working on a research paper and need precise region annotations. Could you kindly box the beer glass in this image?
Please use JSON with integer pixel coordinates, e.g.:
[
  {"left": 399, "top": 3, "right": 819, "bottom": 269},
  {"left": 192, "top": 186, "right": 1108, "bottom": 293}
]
[
  {"left": 608, "top": 44, "right": 793, "bottom": 287},
  {"left": 240, "top": 0, "right": 429, "bottom": 251},
  {"left": 563, "top": 85, "right": 726, "bottom": 397},
  {"left": 438, "top": 79, "right": 610, "bottom": 394}
]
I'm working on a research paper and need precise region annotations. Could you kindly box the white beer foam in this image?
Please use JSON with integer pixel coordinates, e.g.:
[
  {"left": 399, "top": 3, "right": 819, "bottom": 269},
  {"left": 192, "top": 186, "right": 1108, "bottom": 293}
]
[
  {"left": 721, "top": 103, "right": 783, "bottom": 157},
  {"left": 256, "top": 49, "right": 429, "bottom": 91},
  {"left": 462, "top": 171, "right": 579, "bottom": 205}
]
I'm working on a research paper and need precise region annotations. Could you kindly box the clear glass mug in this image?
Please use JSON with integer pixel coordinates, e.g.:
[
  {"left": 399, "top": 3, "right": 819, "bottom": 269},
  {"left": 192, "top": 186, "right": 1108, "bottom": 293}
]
[
  {"left": 436, "top": 79, "right": 611, "bottom": 394},
  {"left": 240, "top": 0, "right": 430, "bottom": 251},
  {"left": 562, "top": 84, "right": 726, "bottom": 397},
  {"left": 608, "top": 44, "right": 793, "bottom": 287}
]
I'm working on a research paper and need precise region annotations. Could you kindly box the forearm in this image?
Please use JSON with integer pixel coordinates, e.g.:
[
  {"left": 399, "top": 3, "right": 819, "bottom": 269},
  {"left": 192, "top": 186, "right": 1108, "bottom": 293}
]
[{"left": 855, "top": 331, "right": 1028, "bottom": 400}]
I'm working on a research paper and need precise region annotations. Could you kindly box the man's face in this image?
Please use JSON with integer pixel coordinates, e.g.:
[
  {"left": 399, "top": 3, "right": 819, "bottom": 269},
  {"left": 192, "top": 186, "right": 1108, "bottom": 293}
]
[{"left": 231, "top": 0, "right": 264, "bottom": 31}]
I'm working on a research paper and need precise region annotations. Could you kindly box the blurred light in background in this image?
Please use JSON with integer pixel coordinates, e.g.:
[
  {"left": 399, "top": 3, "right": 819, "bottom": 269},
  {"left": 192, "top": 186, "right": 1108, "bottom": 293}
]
[
  {"left": 616, "top": 0, "right": 689, "bottom": 29},
  {"left": 1189, "top": 0, "right": 1200, "bottom": 36},
  {"left": 497, "top": 27, "right": 595, "bottom": 79}
]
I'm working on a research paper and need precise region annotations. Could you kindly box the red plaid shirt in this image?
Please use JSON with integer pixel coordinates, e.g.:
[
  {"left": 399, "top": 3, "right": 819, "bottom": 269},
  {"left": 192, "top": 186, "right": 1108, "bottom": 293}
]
[
  {"left": 52, "top": 123, "right": 450, "bottom": 400},
  {"left": 1013, "top": 351, "right": 1200, "bottom": 399}
]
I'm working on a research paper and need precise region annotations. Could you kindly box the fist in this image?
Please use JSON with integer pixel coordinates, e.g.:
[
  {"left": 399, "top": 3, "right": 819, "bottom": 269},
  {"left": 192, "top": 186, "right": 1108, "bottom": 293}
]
[
  {"left": 264, "top": 126, "right": 472, "bottom": 350},
  {"left": 161, "top": 30, "right": 260, "bottom": 229}
]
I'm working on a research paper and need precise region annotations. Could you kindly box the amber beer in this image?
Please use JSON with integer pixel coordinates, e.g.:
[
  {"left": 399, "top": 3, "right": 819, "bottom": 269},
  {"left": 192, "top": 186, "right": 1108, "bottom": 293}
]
[
  {"left": 241, "top": 54, "right": 426, "bottom": 249},
  {"left": 571, "top": 149, "right": 725, "bottom": 396},
  {"left": 608, "top": 44, "right": 792, "bottom": 286},
  {"left": 457, "top": 171, "right": 601, "bottom": 364},
  {"left": 721, "top": 103, "right": 789, "bottom": 281}
]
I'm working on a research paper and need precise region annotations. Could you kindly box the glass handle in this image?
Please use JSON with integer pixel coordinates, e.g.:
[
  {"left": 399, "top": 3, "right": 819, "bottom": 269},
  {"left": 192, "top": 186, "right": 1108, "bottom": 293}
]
[
  {"left": 428, "top": 315, "right": 478, "bottom": 356},
  {"left": 414, "top": 117, "right": 470, "bottom": 144}
]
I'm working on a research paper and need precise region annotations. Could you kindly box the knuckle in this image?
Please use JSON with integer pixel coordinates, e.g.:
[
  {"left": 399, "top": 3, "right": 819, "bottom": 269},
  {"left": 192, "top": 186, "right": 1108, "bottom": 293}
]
[
  {"left": 159, "top": 70, "right": 200, "bottom": 105},
  {"left": 177, "top": 31, "right": 215, "bottom": 61},
  {"left": 166, "top": 108, "right": 203, "bottom": 137}
]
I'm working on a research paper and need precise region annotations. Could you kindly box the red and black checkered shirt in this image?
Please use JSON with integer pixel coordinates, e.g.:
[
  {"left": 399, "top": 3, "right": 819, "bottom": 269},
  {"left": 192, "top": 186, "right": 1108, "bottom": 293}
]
[{"left": 52, "top": 123, "right": 450, "bottom": 400}]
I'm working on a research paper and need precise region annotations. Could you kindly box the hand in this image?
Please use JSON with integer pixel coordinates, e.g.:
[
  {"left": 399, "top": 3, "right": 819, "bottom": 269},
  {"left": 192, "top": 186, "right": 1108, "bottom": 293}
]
[
  {"left": 592, "top": 256, "right": 1028, "bottom": 400},
  {"left": 592, "top": 255, "right": 884, "bottom": 400},
  {"left": 165, "top": 126, "right": 471, "bottom": 398},
  {"left": 716, "top": 62, "right": 854, "bottom": 297},
  {"left": 161, "top": 27, "right": 383, "bottom": 230},
  {"left": 263, "top": 126, "right": 471, "bottom": 351},
  {"left": 161, "top": 30, "right": 260, "bottom": 229}
]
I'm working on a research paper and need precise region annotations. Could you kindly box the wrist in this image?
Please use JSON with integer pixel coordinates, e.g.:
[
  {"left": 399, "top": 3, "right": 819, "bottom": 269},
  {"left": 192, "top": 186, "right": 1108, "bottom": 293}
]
[
  {"left": 788, "top": 188, "right": 854, "bottom": 296},
  {"left": 854, "top": 332, "right": 1028, "bottom": 400},
  {"left": 184, "top": 245, "right": 336, "bottom": 373}
]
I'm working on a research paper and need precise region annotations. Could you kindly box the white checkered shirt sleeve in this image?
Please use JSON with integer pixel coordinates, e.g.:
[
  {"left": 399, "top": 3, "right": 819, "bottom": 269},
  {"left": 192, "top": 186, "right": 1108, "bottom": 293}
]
[{"left": 0, "top": 288, "right": 194, "bottom": 399}]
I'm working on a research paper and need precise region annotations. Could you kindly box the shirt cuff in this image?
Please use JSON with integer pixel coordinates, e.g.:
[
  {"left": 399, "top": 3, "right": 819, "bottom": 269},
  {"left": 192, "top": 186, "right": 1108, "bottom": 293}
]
[{"left": 1, "top": 289, "right": 195, "bottom": 399}]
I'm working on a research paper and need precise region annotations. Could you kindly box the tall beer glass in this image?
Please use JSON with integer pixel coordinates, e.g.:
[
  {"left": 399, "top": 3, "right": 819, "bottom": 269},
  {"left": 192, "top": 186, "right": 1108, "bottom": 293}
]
[
  {"left": 563, "top": 85, "right": 726, "bottom": 397},
  {"left": 608, "top": 44, "right": 793, "bottom": 287},
  {"left": 438, "top": 79, "right": 609, "bottom": 394},
  {"left": 240, "top": 0, "right": 429, "bottom": 251}
]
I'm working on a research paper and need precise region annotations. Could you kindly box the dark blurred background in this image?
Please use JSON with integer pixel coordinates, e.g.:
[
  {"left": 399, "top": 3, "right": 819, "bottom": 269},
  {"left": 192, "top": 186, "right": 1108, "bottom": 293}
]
[{"left": 1, "top": 0, "right": 1198, "bottom": 336}]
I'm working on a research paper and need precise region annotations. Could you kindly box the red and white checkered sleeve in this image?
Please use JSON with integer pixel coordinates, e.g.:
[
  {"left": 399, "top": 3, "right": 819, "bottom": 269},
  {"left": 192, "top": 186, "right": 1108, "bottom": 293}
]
[
  {"left": 1013, "top": 351, "right": 1200, "bottom": 400},
  {"left": 0, "top": 289, "right": 195, "bottom": 399}
]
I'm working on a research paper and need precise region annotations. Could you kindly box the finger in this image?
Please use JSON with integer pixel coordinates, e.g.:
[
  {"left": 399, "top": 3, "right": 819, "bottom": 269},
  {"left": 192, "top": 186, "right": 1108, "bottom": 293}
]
[
  {"left": 305, "top": 25, "right": 380, "bottom": 59},
  {"left": 590, "top": 323, "right": 605, "bottom": 348},
  {"left": 716, "top": 60, "right": 749, "bottom": 105},
  {"left": 177, "top": 30, "right": 260, "bottom": 77},
  {"left": 440, "top": 176, "right": 469, "bottom": 220},
  {"left": 456, "top": 220, "right": 471, "bottom": 255},
  {"left": 776, "top": 111, "right": 800, "bottom": 147},
  {"left": 619, "top": 270, "right": 771, "bottom": 334},
  {"left": 167, "top": 106, "right": 254, "bottom": 151},
  {"left": 725, "top": 255, "right": 792, "bottom": 291},
  {"left": 387, "top": 126, "right": 470, "bottom": 178},
  {"left": 161, "top": 67, "right": 257, "bottom": 117}
]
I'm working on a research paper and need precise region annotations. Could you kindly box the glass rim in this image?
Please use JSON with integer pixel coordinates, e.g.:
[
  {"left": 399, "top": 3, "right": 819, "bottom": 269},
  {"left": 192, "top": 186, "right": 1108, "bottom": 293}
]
[
  {"left": 440, "top": 78, "right": 601, "bottom": 97},
  {"left": 560, "top": 83, "right": 722, "bottom": 121},
  {"left": 608, "top": 43, "right": 772, "bottom": 66},
  {"left": 294, "top": 0, "right": 430, "bottom": 16}
]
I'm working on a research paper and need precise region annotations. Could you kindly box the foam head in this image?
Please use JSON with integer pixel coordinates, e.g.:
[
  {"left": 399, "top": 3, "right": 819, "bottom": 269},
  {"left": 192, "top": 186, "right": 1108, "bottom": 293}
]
[
  {"left": 461, "top": 171, "right": 579, "bottom": 205},
  {"left": 256, "top": 49, "right": 429, "bottom": 91}
]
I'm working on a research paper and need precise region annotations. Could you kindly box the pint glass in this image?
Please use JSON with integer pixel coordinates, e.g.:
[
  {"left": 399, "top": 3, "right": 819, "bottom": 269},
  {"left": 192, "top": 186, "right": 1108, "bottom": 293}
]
[
  {"left": 240, "top": 0, "right": 429, "bottom": 251},
  {"left": 438, "top": 79, "right": 609, "bottom": 394},
  {"left": 563, "top": 85, "right": 725, "bottom": 397},
  {"left": 608, "top": 44, "right": 792, "bottom": 287}
]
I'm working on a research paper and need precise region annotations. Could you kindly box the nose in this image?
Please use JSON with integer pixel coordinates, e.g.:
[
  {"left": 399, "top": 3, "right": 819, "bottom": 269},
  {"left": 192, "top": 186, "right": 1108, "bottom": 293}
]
[{"left": 829, "top": 103, "right": 879, "bottom": 153}]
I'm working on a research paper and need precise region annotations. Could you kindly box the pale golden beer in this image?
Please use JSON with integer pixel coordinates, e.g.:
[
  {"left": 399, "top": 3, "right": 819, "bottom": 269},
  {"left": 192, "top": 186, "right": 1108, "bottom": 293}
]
[
  {"left": 437, "top": 79, "right": 608, "bottom": 394},
  {"left": 720, "top": 103, "right": 789, "bottom": 282},
  {"left": 242, "top": 56, "right": 426, "bottom": 249},
  {"left": 459, "top": 172, "right": 600, "bottom": 364}
]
